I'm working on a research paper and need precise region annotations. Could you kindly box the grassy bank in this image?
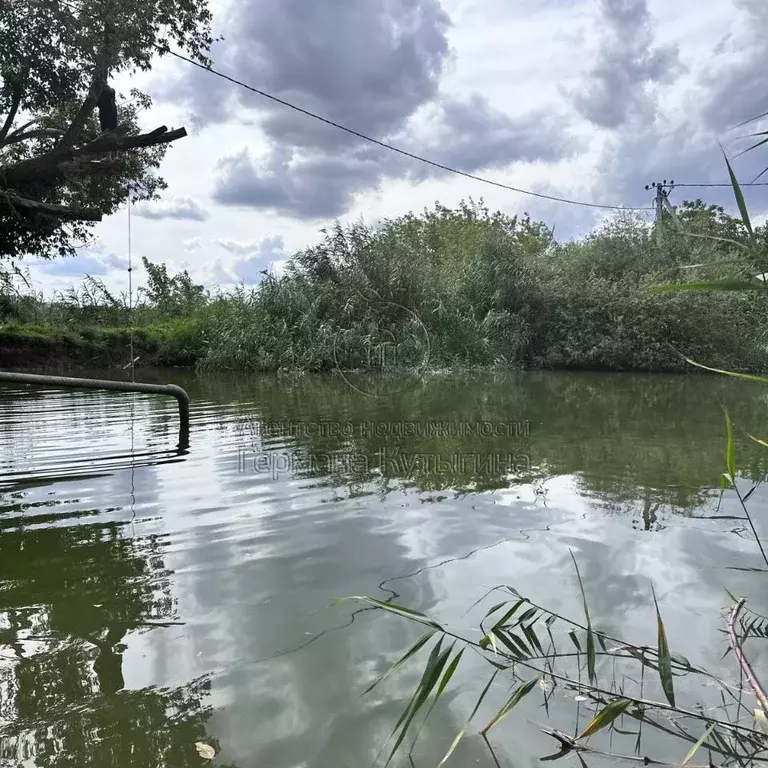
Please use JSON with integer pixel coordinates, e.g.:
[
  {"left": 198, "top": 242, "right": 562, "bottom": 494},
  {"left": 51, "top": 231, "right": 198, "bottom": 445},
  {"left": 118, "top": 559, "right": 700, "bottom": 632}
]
[
  {"left": 0, "top": 321, "right": 203, "bottom": 371},
  {"left": 3, "top": 199, "right": 768, "bottom": 374}
]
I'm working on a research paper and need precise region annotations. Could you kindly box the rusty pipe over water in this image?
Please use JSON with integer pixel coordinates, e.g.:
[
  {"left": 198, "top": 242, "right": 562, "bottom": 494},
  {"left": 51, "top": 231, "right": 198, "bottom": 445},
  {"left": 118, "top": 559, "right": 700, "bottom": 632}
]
[{"left": 0, "top": 371, "right": 190, "bottom": 448}]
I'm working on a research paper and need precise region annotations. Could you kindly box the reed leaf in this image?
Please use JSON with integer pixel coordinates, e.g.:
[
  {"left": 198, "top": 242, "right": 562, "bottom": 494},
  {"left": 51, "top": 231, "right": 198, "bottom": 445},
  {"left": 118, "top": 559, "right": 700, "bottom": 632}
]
[
  {"left": 570, "top": 550, "right": 596, "bottom": 683},
  {"left": 438, "top": 671, "right": 498, "bottom": 767},
  {"left": 652, "top": 585, "right": 676, "bottom": 707},
  {"left": 681, "top": 723, "right": 716, "bottom": 767},
  {"left": 361, "top": 629, "right": 438, "bottom": 696},
  {"left": 577, "top": 698, "right": 633, "bottom": 740},
  {"left": 481, "top": 677, "right": 540, "bottom": 734}
]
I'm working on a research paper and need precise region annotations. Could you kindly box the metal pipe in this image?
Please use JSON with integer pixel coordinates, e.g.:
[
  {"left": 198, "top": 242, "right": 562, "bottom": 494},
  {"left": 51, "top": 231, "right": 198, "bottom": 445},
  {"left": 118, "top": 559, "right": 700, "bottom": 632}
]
[{"left": 0, "top": 371, "right": 190, "bottom": 448}]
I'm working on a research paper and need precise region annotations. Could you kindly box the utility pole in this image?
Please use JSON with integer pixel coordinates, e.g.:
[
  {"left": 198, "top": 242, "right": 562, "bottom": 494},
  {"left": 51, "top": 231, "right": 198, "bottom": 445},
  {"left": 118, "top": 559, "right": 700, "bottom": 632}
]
[{"left": 645, "top": 180, "right": 675, "bottom": 246}]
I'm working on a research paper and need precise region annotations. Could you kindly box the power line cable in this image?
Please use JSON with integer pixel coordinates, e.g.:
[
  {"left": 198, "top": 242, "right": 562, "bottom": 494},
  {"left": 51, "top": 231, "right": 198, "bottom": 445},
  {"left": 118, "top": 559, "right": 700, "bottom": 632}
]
[
  {"left": 50, "top": 0, "right": 768, "bottom": 209},
  {"left": 671, "top": 182, "right": 768, "bottom": 188},
  {"left": 165, "top": 50, "right": 654, "bottom": 212},
  {"left": 49, "top": 0, "right": 763, "bottom": 210}
]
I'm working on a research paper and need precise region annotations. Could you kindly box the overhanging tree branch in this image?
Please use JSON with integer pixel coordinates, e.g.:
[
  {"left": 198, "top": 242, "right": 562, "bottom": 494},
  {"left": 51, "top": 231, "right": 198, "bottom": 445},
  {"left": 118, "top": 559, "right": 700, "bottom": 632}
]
[
  {"left": 3, "top": 126, "right": 187, "bottom": 185},
  {"left": 0, "top": 0, "right": 212, "bottom": 257},
  {"left": 5, "top": 117, "right": 47, "bottom": 140},
  {"left": 0, "top": 127, "right": 65, "bottom": 149},
  {"left": 2, "top": 192, "right": 103, "bottom": 221},
  {"left": 81, "top": 125, "right": 186, "bottom": 155},
  {"left": 0, "top": 78, "right": 23, "bottom": 144}
]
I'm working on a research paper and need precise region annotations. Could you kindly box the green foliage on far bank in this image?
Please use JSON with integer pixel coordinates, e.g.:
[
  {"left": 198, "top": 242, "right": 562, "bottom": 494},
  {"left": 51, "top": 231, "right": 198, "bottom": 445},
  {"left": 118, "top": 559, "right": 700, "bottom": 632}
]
[{"left": 2, "top": 197, "right": 768, "bottom": 373}]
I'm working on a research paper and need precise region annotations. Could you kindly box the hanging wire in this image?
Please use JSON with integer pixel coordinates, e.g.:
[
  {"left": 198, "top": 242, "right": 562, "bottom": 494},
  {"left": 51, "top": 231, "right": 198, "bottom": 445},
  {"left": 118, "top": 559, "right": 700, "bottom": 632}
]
[
  {"left": 164, "top": 50, "right": 654, "bottom": 212},
  {"left": 127, "top": 184, "right": 137, "bottom": 533},
  {"left": 127, "top": 184, "right": 135, "bottom": 383},
  {"left": 671, "top": 182, "right": 768, "bottom": 188}
]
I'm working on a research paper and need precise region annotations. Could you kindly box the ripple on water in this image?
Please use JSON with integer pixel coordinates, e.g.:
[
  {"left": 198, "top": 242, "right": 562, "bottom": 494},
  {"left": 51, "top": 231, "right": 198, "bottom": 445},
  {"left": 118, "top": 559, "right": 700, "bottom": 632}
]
[{"left": 2, "top": 370, "right": 768, "bottom": 767}]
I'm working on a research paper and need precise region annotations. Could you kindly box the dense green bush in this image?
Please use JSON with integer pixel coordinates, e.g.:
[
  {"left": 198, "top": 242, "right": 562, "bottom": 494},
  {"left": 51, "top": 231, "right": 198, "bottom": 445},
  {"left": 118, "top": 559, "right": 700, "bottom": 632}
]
[
  {"left": 2, "top": 198, "right": 767, "bottom": 373},
  {"left": 197, "top": 199, "right": 768, "bottom": 374}
]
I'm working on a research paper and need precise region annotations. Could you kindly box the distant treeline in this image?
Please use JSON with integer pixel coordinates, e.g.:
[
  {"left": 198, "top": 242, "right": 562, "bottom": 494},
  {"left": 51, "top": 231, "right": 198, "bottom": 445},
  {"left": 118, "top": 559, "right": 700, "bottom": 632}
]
[{"left": 2, "top": 198, "right": 767, "bottom": 373}]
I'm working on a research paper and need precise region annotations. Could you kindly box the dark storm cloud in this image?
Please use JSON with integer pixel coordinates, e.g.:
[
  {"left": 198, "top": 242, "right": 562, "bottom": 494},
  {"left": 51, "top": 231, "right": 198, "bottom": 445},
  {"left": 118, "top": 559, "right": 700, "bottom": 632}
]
[
  {"left": 164, "top": 0, "right": 451, "bottom": 144},
  {"left": 163, "top": 0, "right": 578, "bottom": 220},
  {"left": 211, "top": 92, "right": 579, "bottom": 220},
  {"left": 212, "top": 146, "right": 384, "bottom": 219},
  {"left": 572, "top": 0, "right": 683, "bottom": 128},
  {"left": 238, "top": 0, "right": 452, "bottom": 150},
  {"left": 211, "top": 105, "right": 578, "bottom": 220},
  {"left": 132, "top": 195, "right": 210, "bottom": 221},
  {"left": 412, "top": 95, "right": 578, "bottom": 176},
  {"left": 153, "top": 38, "right": 234, "bottom": 129}
]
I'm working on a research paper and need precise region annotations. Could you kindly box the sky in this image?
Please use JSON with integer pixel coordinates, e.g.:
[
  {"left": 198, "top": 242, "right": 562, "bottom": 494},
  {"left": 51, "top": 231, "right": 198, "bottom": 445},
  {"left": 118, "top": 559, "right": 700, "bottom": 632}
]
[{"left": 22, "top": 0, "right": 768, "bottom": 297}]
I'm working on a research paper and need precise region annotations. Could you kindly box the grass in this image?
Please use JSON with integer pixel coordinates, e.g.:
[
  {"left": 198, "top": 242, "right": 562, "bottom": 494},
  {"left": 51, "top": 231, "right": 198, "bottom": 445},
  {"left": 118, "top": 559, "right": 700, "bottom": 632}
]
[{"left": 0, "top": 318, "right": 204, "bottom": 368}]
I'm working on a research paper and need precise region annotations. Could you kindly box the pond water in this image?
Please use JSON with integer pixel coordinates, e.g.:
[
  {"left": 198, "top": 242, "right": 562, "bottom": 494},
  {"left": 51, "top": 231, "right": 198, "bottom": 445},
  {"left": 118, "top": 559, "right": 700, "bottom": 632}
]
[{"left": 2, "top": 369, "right": 768, "bottom": 768}]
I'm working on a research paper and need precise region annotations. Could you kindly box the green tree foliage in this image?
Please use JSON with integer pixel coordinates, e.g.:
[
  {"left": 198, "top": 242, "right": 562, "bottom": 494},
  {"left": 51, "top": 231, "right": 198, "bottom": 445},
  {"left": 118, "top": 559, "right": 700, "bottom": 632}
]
[
  {"left": 0, "top": 0, "right": 212, "bottom": 262},
  {"left": 140, "top": 257, "right": 208, "bottom": 316}
]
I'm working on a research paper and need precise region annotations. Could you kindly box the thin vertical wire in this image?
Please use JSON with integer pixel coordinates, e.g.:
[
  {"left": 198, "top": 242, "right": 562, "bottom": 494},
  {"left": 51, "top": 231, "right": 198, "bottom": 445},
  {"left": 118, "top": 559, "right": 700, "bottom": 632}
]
[
  {"left": 127, "top": 185, "right": 136, "bottom": 534},
  {"left": 127, "top": 185, "right": 135, "bottom": 383}
]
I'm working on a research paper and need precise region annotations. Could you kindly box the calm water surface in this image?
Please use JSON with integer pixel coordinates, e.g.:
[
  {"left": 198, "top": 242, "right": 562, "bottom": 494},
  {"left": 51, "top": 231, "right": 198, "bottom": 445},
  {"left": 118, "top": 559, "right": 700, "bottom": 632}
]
[{"left": 2, "top": 370, "right": 768, "bottom": 767}]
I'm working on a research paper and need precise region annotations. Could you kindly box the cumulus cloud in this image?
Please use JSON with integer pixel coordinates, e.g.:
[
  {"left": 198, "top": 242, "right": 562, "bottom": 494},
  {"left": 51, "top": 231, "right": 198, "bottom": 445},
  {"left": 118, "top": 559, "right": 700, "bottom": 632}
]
[
  {"left": 211, "top": 234, "right": 290, "bottom": 284},
  {"left": 132, "top": 195, "right": 210, "bottom": 221},
  {"left": 153, "top": 39, "right": 234, "bottom": 130},
  {"left": 183, "top": 237, "right": 205, "bottom": 252},
  {"left": 211, "top": 93, "right": 579, "bottom": 219},
  {"left": 567, "top": 0, "right": 768, "bottom": 218},
  {"left": 28, "top": 249, "right": 126, "bottom": 277},
  {"left": 168, "top": 0, "right": 451, "bottom": 140},
  {"left": 165, "top": 0, "right": 579, "bottom": 220},
  {"left": 144, "top": 0, "right": 768, "bottom": 240},
  {"left": 572, "top": 0, "right": 684, "bottom": 129},
  {"left": 213, "top": 234, "right": 284, "bottom": 256},
  {"left": 212, "top": 147, "right": 383, "bottom": 219},
  {"left": 408, "top": 96, "right": 579, "bottom": 177},
  {"left": 698, "top": 0, "right": 768, "bottom": 132}
]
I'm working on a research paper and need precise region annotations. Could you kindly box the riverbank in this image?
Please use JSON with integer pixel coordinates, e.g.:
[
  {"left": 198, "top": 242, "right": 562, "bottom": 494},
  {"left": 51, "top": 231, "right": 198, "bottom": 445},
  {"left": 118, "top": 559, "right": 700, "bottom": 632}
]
[
  {"left": 2, "top": 314, "right": 766, "bottom": 376},
  {"left": 0, "top": 323, "right": 200, "bottom": 373},
  {"left": 3, "top": 201, "right": 767, "bottom": 376}
]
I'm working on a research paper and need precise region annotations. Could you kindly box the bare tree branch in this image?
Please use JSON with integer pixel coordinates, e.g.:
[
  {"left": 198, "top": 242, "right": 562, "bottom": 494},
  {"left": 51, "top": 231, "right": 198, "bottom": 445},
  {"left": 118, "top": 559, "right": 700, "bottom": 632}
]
[
  {"left": 2, "top": 192, "right": 103, "bottom": 221},
  {"left": 55, "top": 22, "right": 116, "bottom": 152},
  {"left": 81, "top": 125, "right": 185, "bottom": 155},
  {"left": 3, "top": 126, "right": 187, "bottom": 185},
  {"left": 0, "top": 128, "right": 65, "bottom": 149},
  {"left": 0, "top": 78, "right": 23, "bottom": 144},
  {"left": 5, "top": 117, "right": 46, "bottom": 139}
]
